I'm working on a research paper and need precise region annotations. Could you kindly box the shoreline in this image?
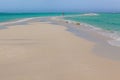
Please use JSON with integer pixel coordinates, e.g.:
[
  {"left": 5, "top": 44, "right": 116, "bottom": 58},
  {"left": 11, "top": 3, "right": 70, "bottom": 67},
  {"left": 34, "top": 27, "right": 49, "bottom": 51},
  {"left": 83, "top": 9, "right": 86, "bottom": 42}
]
[
  {"left": 0, "top": 15, "right": 119, "bottom": 48},
  {"left": 62, "top": 18, "right": 120, "bottom": 47},
  {"left": 1, "top": 17, "right": 120, "bottom": 60},
  {"left": 0, "top": 16, "right": 118, "bottom": 45},
  {"left": 0, "top": 17, "right": 120, "bottom": 80},
  {"left": 45, "top": 17, "right": 120, "bottom": 60}
]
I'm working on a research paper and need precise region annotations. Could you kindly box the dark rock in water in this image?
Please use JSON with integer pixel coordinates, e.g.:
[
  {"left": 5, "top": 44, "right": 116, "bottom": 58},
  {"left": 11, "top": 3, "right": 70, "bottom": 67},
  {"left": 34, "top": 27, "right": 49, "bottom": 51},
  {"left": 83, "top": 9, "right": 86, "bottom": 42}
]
[
  {"left": 76, "top": 23, "right": 80, "bottom": 25},
  {"left": 65, "top": 21, "right": 69, "bottom": 23}
]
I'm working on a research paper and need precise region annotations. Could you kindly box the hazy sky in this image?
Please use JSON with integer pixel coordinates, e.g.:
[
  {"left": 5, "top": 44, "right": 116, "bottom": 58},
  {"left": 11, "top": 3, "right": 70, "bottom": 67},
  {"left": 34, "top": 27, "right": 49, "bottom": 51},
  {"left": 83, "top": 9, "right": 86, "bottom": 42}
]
[{"left": 0, "top": 0, "right": 120, "bottom": 12}]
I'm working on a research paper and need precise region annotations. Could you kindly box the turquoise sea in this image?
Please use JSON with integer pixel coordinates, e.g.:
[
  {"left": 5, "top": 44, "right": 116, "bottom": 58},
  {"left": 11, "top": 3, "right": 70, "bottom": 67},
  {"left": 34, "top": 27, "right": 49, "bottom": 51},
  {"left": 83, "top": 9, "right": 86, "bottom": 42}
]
[
  {"left": 0, "top": 13, "right": 120, "bottom": 46},
  {"left": 64, "top": 13, "right": 120, "bottom": 46},
  {"left": 0, "top": 13, "right": 63, "bottom": 22},
  {"left": 1, "top": 13, "right": 120, "bottom": 32},
  {"left": 65, "top": 13, "right": 120, "bottom": 32}
]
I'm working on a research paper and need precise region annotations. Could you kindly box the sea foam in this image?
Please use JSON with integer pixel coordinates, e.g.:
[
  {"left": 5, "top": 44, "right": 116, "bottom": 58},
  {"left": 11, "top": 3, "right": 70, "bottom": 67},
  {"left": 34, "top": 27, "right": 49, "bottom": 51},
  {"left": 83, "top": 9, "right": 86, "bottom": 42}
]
[{"left": 81, "top": 13, "right": 99, "bottom": 16}]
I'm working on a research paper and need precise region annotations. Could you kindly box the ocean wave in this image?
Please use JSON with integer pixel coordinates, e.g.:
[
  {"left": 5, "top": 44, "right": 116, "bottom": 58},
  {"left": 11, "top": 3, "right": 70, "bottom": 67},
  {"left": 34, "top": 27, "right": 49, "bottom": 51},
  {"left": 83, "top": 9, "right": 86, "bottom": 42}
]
[
  {"left": 61, "top": 17, "right": 120, "bottom": 47},
  {"left": 83, "top": 24, "right": 120, "bottom": 47},
  {"left": 108, "top": 40, "right": 120, "bottom": 47},
  {"left": 63, "top": 13, "right": 99, "bottom": 17},
  {"left": 107, "top": 32, "right": 120, "bottom": 47},
  {"left": 81, "top": 13, "right": 99, "bottom": 16},
  {"left": 0, "top": 18, "right": 35, "bottom": 26},
  {"left": 0, "top": 16, "right": 48, "bottom": 26}
]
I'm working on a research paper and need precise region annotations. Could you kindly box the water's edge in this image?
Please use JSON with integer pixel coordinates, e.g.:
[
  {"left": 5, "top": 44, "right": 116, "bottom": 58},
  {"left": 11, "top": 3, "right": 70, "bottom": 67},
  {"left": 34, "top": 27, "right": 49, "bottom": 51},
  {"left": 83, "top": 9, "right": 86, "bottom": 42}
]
[
  {"left": 0, "top": 16, "right": 119, "bottom": 47},
  {"left": 0, "top": 16, "right": 120, "bottom": 60}
]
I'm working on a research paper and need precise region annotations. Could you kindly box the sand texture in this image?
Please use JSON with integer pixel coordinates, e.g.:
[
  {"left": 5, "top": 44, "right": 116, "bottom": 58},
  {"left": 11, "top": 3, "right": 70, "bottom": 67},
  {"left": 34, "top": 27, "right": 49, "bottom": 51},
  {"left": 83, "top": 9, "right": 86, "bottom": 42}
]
[{"left": 0, "top": 22, "right": 120, "bottom": 80}]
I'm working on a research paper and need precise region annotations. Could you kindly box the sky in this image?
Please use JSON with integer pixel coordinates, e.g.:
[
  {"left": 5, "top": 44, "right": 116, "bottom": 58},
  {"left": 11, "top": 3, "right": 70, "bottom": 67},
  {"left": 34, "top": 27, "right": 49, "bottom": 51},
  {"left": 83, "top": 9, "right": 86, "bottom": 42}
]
[{"left": 0, "top": 0, "right": 120, "bottom": 12}]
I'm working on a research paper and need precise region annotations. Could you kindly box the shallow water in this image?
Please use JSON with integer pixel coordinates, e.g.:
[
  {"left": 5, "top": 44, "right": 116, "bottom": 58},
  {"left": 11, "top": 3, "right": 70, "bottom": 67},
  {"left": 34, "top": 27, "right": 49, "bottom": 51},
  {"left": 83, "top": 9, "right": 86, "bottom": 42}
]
[
  {"left": 64, "top": 13, "right": 120, "bottom": 46},
  {"left": 1, "top": 13, "right": 120, "bottom": 46}
]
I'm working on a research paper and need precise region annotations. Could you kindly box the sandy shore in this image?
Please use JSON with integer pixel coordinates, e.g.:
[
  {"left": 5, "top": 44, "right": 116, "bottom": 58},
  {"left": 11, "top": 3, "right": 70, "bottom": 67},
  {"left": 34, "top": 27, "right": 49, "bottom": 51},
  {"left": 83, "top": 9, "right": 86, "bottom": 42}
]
[{"left": 0, "top": 21, "right": 120, "bottom": 80}]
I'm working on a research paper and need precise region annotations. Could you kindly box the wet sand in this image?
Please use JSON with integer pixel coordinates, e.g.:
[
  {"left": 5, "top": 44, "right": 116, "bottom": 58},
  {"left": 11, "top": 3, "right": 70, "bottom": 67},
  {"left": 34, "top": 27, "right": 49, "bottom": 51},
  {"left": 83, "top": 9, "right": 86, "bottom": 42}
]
[{"left": 0, "top": 20, "right": 120, "bottom": 80}]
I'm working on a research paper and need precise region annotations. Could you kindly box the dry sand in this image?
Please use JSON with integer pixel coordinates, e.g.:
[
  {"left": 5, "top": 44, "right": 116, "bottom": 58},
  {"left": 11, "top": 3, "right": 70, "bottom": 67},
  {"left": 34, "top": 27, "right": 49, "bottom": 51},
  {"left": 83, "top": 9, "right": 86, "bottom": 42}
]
[{"left": 0, "top": 22, "right": 120, "bottom": 80}]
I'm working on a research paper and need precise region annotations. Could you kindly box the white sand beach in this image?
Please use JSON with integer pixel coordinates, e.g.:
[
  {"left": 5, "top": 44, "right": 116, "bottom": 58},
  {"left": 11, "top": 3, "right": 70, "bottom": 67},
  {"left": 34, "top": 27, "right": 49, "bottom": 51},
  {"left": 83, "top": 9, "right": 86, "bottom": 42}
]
[{"left": 0, "top": 21, "right": 120, "bottom": 80}]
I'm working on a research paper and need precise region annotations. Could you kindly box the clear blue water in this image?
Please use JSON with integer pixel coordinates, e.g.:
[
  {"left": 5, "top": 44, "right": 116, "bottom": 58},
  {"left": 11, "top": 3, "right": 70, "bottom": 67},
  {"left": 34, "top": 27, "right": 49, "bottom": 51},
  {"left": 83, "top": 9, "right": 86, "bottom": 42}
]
[
  {"left": 0, "top": 13, "right": 120, "bottom": 46},
  {"left": 0, "top": 13, "right": 78, "bottom": 22},
  {"left": 0, "top": 13, "right": 62, "bottom": 22},
  {"left": 64, "top": 13, "right": 120, "bottom": 46},
  {"left": 1, "top": 13, "right": 120, "bottom": 34},
  {"left": 65, "top": 13, "right": 120, "bottom": 32}
]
